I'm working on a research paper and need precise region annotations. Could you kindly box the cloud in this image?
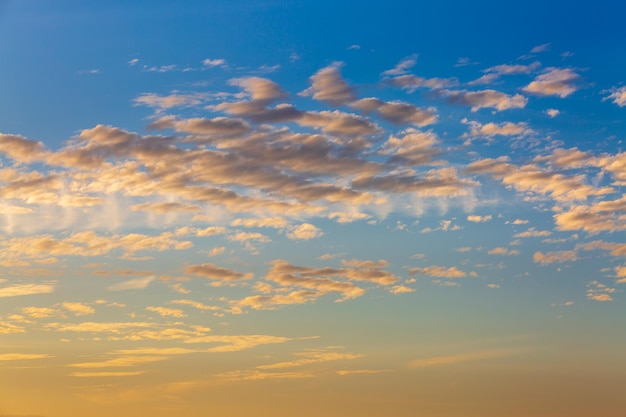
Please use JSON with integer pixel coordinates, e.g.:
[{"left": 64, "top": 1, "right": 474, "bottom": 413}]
[
  {"left": 409, "top": 348, "right": 525, "bottom": 369},
  {"left": 229, "top": 77, "right": 288, "bottom": 102},
  {"left": 21, "top": 306, "right": 57, "bottom": 318},
  {"left": 231, "top": 217, "right": 289, "bottom": 229},
  {"left": 409, "top": 266, "right": 466, "bottom": 278},
  {"left": 131, "top": 201, "right": 201, "bottom": 214},
  {"left": 70, "top": 355, "right": 169, "bottom": 368},
  {"left": 216, "top": 369, "right": 313, "bottom": 381},
  {"left": 533, "top": 250, "right": 578, "bottom": 264},
  {"left": 469, "top": 61, "right": 540, "bottom": 85},
  {"left": 286, "top": 223, "right": 323, "bottom": 240},
  {"left": 465, "top": 157, "right": 614, "bottom": 202},
  {"left": 523, "top": 68, "right": 581, "bottom": 97},
  {"left": 185, "top": 263, "right": 253, "bottom": 281},
  {"left": 107, "top": 276, "right": 156, "bottom": 291},
  {"left": 171, "top": 299, "right": 220, "bottom": 311},
  {"left": 467, "top": 215, "right": 492, "bottom": 223},
  {"left": 133, "top": 92, "right": 206, "bottom": 109},
  {"left": 382, "top": 54, "right": 418, "bottom": 76},
  {"left": 462, "top": 119, "right": 533, "bottom": 138},
  {"left": 389, "top": 74, "right": 458, "bottom": 92},
  {"left": 530, "top": 43, "right": 551, "bottom": 53},
  {"left": 546, "top": 108, "right": 560, "bottom": 117},
  {"left": 586, "top": 280, "right": 615, "bottom": 302},
  {"left": 257, "top": 350, "right": 362, "bottom": 370},
  {"left": 378, "top": 129, "right": 441, "bottom": 165},
  {"left": 351, "top": 98, "right": 437, "bottom": 126},
  {"left": 70, "top": 371, "right": 144, "bottom": 377},
  {"left": 182, "top": 334, "right": 295, "bottom": 352},
  {"left": 202, "top": 58, "right": 227, "bottom": 67},
  {"left": 0, "top": 353, "right": 53, "bottom": 361},
  {"left": 488, "top": 247, "right": 519, "bottom": 256},
  {"left": 299, "top": 62, "right": 356, "bottom": 105},
  {"left": 61, "top": 302, "right": 95, "bottom": 316},
  {"left": 147, "top": 115, "right": 250, "bottom": 136},
  {"left": 0, "top": 283, "right": 56, "bottom": 297},
  {"left": 445, "top": 89, "right": 528, "bottom": 111},
  {"left": 603, "top": 86, "right": 626, "bottom": 107},
  {"left": 389, "top": 285, "right": 415, "bottom": 294},
  {"left": 146, "top": 306, "right": 187, "bottom": 318},
  {"left": 337, "top": 369, "right": 390, "bottom": 376},
  {"left": 553, "top": 196, "right": 626, "bottom": 233},
  {"left": 0, "top": 134, "right": 48, "bottom": 163},
  {"left": 514, "top": 228, "right": 551, "bottom": 238},
  {"left": 225, "top": 259, "right": 401, "bottom": 311}
]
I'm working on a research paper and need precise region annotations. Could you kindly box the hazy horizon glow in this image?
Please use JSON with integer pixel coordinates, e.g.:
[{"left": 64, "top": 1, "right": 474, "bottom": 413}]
[{"left": 1, "top": 1, "right": 626, "bottom": 416}]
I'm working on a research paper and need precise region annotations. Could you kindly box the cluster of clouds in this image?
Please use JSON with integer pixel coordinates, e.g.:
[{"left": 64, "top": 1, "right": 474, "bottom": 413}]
[{"left": 0, "top": 50, "right": 625, "bottom": 371}]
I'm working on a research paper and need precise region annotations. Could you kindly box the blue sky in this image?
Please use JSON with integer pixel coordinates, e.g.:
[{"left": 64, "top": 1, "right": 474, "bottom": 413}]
[{"left": 1, "top": 1, "right": 626, "bottom": 416}]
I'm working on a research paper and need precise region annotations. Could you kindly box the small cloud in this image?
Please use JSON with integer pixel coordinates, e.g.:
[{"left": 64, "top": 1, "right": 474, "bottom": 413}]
[
  {"left": 603, "top": 86, "right": 626, "bottom": 107},
  {"left": 207, "top": 246, "right": 226, "bottom": 257},
  {"left": 523, "top": 68, "right": 581, "bottom": 98},
  {"left": 546, "top": 108, "right": 560, "bottom": 118},
  {"left": 146, "top": 306, "right": 187, "bottom": 318},
  {"left": 128, "top": 58, "right": 139, "bottom": 66},
  {"left": 202, "top": 58, "right": 227, "bottom": 67},
  {"left": 289, "top": 52, "right": 301, "bottom": 62},
  {"left": 409, "top": 348, "right": 526, "bottom": 369},
  {"left": 259, "top": 64, "right": 280, "bottom": 73},
  {"left": 487, "top": 247, "right": 520, "bottom": 256},
  {"left": 143, "top": 64, "right": 177, "bottom": 72},
  {"left": 560, "top": 51, "right": 574, "bottom": 58},
  {"left": 586, "top": 280, "right": 615, "bottom": 302},
  {"left": 0, "top": 353, "right": 53, "bottom": 361},
  {"left": 337, "top": 369, "right": 390, "bottom": 376},
  {"left": 455, "top": 57, "right": 478, "bottom": 67},
  {"left": 286, "top": 223, "right": 323, "bottom": 240},
  {"left": 61, "top": 302, "right": 95, "bottom": 316},
  {"left": 409, "top": 265, "right": 466, "bottom": 278},
  {"left": 0, "top": 283, "right": 56, "bottom": 298},
  {"left": 530, "top": 43, "right": 551, "bottom": 53},
  {"left": 347, "top": 45, "right": 361, "bottom": 50},
  {"left": 382, "top": 54, "right": 418, "bottom": 76},
  {"left": 467, "top": 215, "right": 492, "bottom": 223},
  {"left": 78, "top": 69, "right": 101, "bottom": 75},
  {"left": 389, "top": 285, "right": 415, "bottom": 294},
  {"left": 70, "top": 371, "right": 144, "bottom": 377},
  {"left": 107, "top": 276, "right": 156, "bottom": 291}
]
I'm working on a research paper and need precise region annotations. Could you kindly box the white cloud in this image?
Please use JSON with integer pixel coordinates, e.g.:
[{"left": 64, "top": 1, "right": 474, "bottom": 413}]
[
  {"left": 0, "top": 283, "right": 56, "bottom": 298},
  {"left": 523, "top": 68, "right": 581, "bottom": 97},
  {"left": 445, "top": 89, "right": 528, "bottom": 111},
  {"left": 467, "top": 215, "right": 492, "bottom": 223},
  {"left": 146, "top": 306, "right": 187, "bottom": 318},
  {"left": 603, "top": 86, "right": 626, "bottom": 107},
  {"left": 62, "top": 302, "right": 95, "bottom": 316},
  {"left": 202, "top": 58, "right": 227, "bottom": 67},
  {"left": 299, "top": 62, "right": 356, "bottom": 105},
  {"left": 382, "top": 54, "right": 418, "bottom": 76},
  {"left": 530, "top": 43, "right": 551, "bottom": 53},
  {"left": 107, "top": 276, "right": 156, "bottom": 291},
  {"left": 546, "top": 108, "right": 560, "bottom": 117},
  {"left": 286, "top": 223, "right": 323, "bottom": 240}
]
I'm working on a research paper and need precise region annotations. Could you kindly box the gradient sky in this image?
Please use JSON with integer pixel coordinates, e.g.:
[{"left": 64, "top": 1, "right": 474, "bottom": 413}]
[{"left": 1, "top": 1, "right": 626, "bottom": 416}]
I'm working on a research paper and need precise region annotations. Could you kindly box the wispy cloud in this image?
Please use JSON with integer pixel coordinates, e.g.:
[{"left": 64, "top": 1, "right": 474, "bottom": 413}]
[
  {"left": 409, "top": 348, "right": 527, "bottom": 369},
  {"left": 0, "top": 283, "right": 56, "bottom": 298}
]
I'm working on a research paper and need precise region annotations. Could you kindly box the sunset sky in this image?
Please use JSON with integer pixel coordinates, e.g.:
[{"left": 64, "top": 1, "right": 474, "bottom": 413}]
[{"left": 1, "top": 1, "right": 626, "bottom": 416}]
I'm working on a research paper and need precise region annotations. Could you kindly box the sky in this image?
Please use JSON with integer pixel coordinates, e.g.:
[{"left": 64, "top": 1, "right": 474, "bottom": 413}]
[{"left": 1, "top": 1, "right": 626, "bottom": 416}]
